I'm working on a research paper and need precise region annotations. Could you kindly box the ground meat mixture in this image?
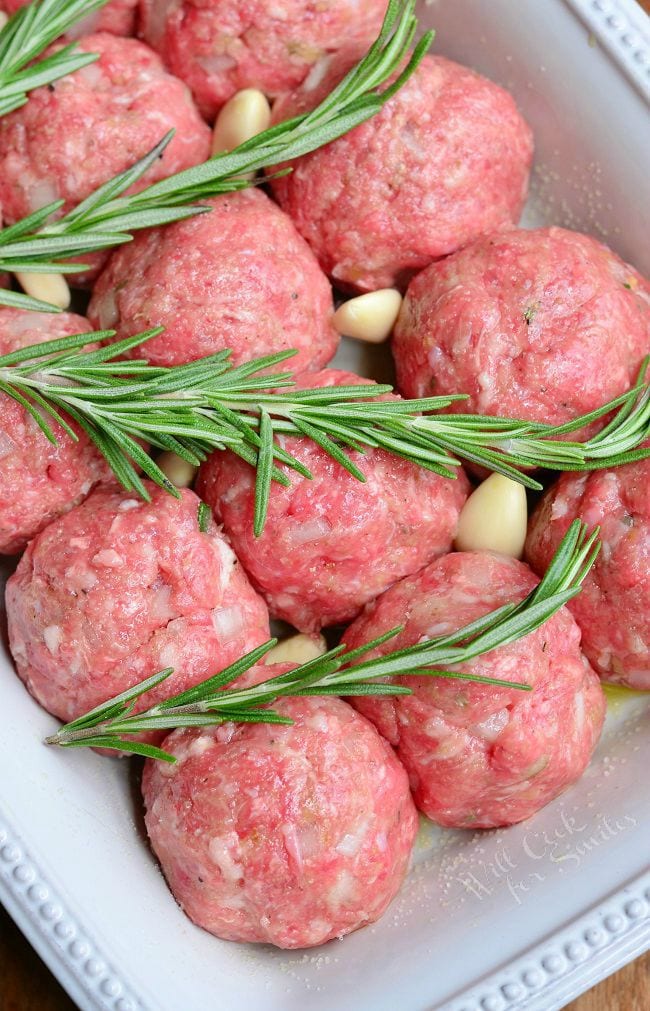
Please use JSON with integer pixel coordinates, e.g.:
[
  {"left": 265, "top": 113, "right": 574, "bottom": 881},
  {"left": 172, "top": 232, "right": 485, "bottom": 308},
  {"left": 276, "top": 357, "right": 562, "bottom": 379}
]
[
  {"left": 393, "top": 227, "right": 650, "bottom": 440},
  {"left": 6, "top": 483, "right": 271, "bottom": 723},
  {"left": 143, "top": 692, "right": 418, "bottom": 947},
  {"left": 0, "top": 308, "right": 110, "bottom": 555},
  {"left": 0, "top": 33, "right": 210, "bottom": 226},
  {"left": 344, "top": 551, "right": 606, "bottom": 829},
  {"left": 138, "top": 0, "right": 387, "bottom": 120},
  {"left": 196, "top": 369, "right": 469, "bottom": 631},
  {"left": 88, "top": 189, "right": 338, "bottom": 370},
  {"left": 268, "top": 52, "right": 533, "bottom": 291},
  {"left": 526, "top": 461, "right": 650, "bottom": 690}
]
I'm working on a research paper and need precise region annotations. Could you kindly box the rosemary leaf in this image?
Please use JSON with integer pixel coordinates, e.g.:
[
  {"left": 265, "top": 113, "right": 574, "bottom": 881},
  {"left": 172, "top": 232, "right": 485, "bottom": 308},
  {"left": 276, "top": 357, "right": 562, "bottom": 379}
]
[
  {"left": 253, "top": 407, "right": 274, "bottom": 537},
  {"left": 197, "top": 501, "right": 211, "bottom": 533},
  {"left": 45, "top": 521, "right": 598, "bottom": 758},
  {"left": 1, "top": 332, "right": 649, "bottom": 531},
  {"left": 53, "top": 668, "right": 175, "bottom": 734},
  {"left": 0, "top": 0, "right": 433, "bottom": 305},
  {"left": 0, "top": 288, "right": 63, "bottom": 313},
  {"left": 61, "top": 737, "right": 178, "bottom": 762},
  {"left": 0, "top": 0, "right": 110, "bottom": 116}
]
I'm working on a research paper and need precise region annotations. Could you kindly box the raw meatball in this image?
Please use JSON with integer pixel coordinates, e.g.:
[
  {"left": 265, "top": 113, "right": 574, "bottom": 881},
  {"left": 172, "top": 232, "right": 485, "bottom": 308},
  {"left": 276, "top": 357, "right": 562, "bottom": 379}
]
[
  {"left": 526, "top": 461, "right": 650, "bottom": 690},
  {"left": 344, "top": 551, "right": 605, "bottom": 829},
  {"left": 88, "top": 189, "right": 338, "bottom": 370},
  {"left": 138, "top": 0, "right": 386, "bottom": 120},
  {"left": 0, "top": 33, "right": 210, "bottom": 226},
  {"left": 196, "top": 369, "right": 469, "bottom": 631},
  {"left": 0, "top": 0, "right": 137, "bottom": 36},
  {"left": 394, "top": 228, "right": 650, "bottom": 437},
  {"left": 6, "top": 483, "right": 270, "bottom": 723},
  {"left": 268, "top": 53, "right": 533, "bottom": 291},
  {"left": 142, "top": 692, "right": 418, "bottom": 947},
  {"left": 0, "top": 308, "right": 110, "bottom": 555}
]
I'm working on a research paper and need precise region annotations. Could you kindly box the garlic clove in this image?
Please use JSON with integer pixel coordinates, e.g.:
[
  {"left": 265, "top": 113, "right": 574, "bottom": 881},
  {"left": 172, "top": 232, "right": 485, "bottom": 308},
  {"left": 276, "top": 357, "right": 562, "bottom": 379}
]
[
  {"left": 211, "top": 88, "right": 271, "bottom": 167},
  {"left": 265, "top": 633, "right": 327, "bottom": 666},
  {"left": 16, "top": 271, "right": 71, "bottom": 310},
  {"left": 157, "top": 452, "right": 198, "bottom": 489},
  {"left": 333, "top": 289, "right": 403, "bottom": 343},
  {"left": 455, "top": 473, "right": 528, "bottom": 558}
]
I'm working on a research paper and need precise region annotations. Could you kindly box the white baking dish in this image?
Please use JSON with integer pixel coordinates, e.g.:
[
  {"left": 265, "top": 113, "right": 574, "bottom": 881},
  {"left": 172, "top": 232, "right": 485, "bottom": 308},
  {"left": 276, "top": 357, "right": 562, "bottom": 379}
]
[{"left": 1, "top": 1, "right": 649, "bottom": 1009}]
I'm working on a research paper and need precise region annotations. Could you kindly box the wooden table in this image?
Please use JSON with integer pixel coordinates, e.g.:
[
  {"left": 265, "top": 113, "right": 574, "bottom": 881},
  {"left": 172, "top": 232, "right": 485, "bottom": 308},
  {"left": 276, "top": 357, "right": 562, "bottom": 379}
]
[
  {"left": 0, "top": 900, "right": 648, "bottom": 1010},
  {"left": 2, "top": 0, "right": 650, "bottom": 1007}
]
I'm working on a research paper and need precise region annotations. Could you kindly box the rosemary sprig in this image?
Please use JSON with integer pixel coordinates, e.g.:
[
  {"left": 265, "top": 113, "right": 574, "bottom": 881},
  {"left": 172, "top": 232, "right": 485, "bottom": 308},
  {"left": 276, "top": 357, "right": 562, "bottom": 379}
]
[
  {"left": 0, "top": 332, "right": 648, "bottom": 532},
  {"left": 0, "top": 0, "right": 432, "bottom": 311},
  {"left": 44, "top": 520, "right": 599, "bottom": 760},
  {"left": 0, "top": 0, "right": 110, "bottom": 118}
]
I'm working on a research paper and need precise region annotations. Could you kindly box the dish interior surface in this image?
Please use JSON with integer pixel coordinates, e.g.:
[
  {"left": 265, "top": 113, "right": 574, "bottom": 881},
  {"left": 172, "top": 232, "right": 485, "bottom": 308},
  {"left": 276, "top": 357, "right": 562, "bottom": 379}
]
[{"left": 1, "top": 2, "right": 649, "bottom": 1010}]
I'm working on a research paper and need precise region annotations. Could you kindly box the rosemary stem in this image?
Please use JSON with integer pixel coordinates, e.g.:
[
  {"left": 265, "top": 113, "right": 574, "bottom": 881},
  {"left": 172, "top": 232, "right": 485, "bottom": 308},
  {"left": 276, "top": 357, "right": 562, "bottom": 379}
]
[
  {"left": 43, "top": 520, "right": 599, "bottom": 759},
  {"left": 45, "top": 723, "right": 113, "bottom": 746},
  {"left": 0, "top": 0, "right": 432, "bottom": 313},
  {"left": 2, "top": 336, "right": 649, "bottom": 537}
]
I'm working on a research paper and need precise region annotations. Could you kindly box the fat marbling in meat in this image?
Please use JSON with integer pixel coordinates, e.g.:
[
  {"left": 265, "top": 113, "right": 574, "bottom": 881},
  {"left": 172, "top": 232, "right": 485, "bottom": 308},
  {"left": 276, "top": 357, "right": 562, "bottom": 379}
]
[
  {"left": 269, "top": 53, "right": 533, "bottom": 291},
  {"left": 0, "top": 309, "right": 110, "bottom": 555},
  {"left": 196, "top": 369, "right": 469, "bottom": 631},
  {"left": 526, "top": 461, "right": 650, "bottom": 690},
  {"left": 143, "top": 691, "right": 418, "bottom": 947},
  {"left": 88, "top": 190, "right": 338, "bottom": 371},
  {"left": 344, "top": 551, "right": 606, "bottom": 829},
  {"left": 6, "top": 483, "right": 270, "bottom": 725}
]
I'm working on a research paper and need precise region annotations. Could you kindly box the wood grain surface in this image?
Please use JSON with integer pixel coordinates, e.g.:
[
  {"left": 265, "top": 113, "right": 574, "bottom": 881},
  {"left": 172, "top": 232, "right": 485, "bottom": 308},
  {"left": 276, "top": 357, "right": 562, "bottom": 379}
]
[
  {"left": 1, "top": 1, "right": 649, "bottom": 1009},
  {"left": 0, "top": 901, "right": 648, "bottom": 1011}
]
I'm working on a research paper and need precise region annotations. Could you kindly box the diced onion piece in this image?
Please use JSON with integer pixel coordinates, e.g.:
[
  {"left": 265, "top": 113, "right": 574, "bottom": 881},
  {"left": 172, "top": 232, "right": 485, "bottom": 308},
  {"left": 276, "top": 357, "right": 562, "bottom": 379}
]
[
  {"left": 211, "top": 88, "right": 271, "bottom": 177},
  {"left": 157, "top": 451, "right": 197, "bottom": 488},
  {"left": 43, "top": 624, "right": 62, "bottom": 655},
  {"left": 212, "top": 606, "right": 244, "bottom": 641},
  {"left": 288, "top": 516, "right": 332, "bottom": 544},
  {"left": 76, "top": 63, "right": 103, "bottom": 87},
  {"left": 303, "top": 55, "right": 334, "bottom": 92},
  {"left": 200, "top": 53, "right": 237, "bottom": 75},
  {"left": 0, "top": 430, "right": 15, "bottom": 460},
  {"left": 333, "top": 289, "right": 403, "bottom": 343},
  {"left": 0, "top": 11, "right": 8, "bottom": 29},
  {"left": 473, "top": 708, "right": 510, "bottom": 742},
  {"left": 265, "top": 633, "right": 327, "bottom": 666},
  {"left": 27, "top": 180, "right": 58, "bottom": 213},
  {"left": 95, "top": 287, "right": 119, "bottom": 328},
  {"left": 16, "top": 271, "right": 70, "bottom": 310},
  {"left": 455, "top": 473, "right": 528, "bottom": 558}
]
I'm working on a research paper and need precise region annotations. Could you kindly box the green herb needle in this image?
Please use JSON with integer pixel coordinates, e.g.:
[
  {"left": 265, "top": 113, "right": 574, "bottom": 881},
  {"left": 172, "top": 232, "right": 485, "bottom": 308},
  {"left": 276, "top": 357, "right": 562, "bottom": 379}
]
[
  {"left": 1, "top": 332, "right": 648, "bottom": 534},
  {"left": 44, "top": 520, "right": 600, "bottom": 761}
]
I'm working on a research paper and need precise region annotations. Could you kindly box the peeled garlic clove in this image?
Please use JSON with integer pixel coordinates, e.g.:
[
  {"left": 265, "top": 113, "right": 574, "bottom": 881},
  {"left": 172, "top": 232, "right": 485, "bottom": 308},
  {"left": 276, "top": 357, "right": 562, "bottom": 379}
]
[
  {"left": 16, "top": 271, "right": 70, "bottom": 310},
  {"left": 333, "top": 289, "right": 403, "bottom": 343},
  {"left": 265, "top": 633, "right": 327, "bottom": 666},
  {"left": 455, "top": 473, "right": 528, "bottom": 558},
  {"left": 212, "top": 88, "right": 271, "bottom": 157},
  {"left": 157, "top": 452, "right": 198, "bottom": 489}
]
